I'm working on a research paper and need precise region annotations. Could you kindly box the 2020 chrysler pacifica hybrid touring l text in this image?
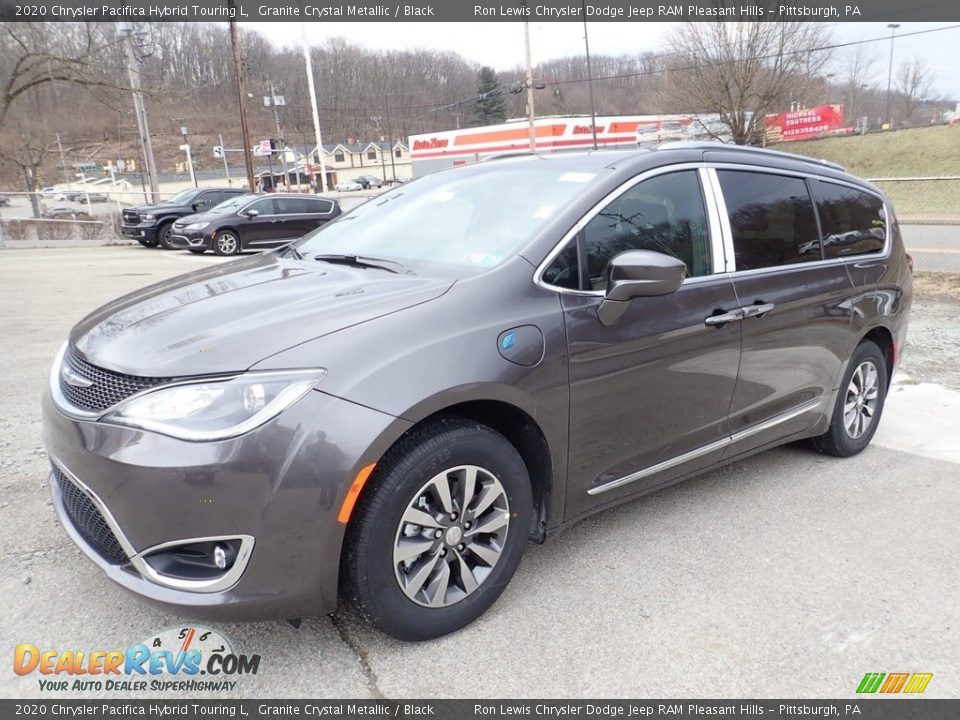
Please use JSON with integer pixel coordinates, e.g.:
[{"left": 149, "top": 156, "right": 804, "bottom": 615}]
[{"left": 44, "top": 144, "right": 911, "bottom": 640}]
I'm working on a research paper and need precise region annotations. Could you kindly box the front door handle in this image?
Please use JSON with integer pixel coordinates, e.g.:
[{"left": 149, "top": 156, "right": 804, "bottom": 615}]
[
  {"left": 742, "top": 303, "right": 775, "bottom": 318},
  {"left": 705, "top": 309, "right": 746, "bottom": 326}
]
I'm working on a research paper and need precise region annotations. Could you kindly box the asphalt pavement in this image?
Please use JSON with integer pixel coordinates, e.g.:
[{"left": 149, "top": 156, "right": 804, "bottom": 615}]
[{"left": 0, "top": 247, "right": 957, "bottom": 699}]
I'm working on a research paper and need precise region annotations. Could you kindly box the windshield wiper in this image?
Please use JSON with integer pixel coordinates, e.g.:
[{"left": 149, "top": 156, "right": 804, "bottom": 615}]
[{"left": 313, "top": 253, "right": 413, "bottom": 275}]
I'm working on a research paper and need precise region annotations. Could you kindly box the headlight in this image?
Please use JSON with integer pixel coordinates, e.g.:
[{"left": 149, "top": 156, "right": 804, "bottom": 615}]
[
  {"left": 141, "top": 213, "right": 155, "bottom": 221},
  {"left": 185, "top": 221, "right": 209, "bottom": 230},
  {"left": 103, "top": 369, "right": 326, "bottom": 441}
]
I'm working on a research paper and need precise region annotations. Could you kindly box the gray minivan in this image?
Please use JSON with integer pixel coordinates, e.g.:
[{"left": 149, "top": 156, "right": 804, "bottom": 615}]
[{"left": 43, "top": 144, "right": 911, "bottom": 640}]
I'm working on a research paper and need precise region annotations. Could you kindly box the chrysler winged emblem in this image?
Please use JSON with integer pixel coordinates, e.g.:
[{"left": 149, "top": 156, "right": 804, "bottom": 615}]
[{"left": 61, "top": 363, "right": 94, "bottom": 388}]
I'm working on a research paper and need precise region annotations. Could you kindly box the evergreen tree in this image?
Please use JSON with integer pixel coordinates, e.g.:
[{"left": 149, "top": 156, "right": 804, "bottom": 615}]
[{"left": 472, "top": 66, "right": 507, "bottom": 126}]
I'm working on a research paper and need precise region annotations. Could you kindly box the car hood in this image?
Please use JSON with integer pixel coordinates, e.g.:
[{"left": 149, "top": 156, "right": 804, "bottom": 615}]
[
  {"left": 128, "top": 202, "right": 192, "bottom": 214},
  {"left": 172, "top": 210, "right": 222, "bottom": 225},
  {"left": 70, "top": 253, "right": 454, "bottom": 377}
]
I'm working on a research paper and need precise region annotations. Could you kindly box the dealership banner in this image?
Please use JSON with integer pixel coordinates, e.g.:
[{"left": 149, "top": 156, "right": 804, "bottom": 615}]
[
  {"left": 764, "top": 105, "right": 849, "bottom": 143},
  {"left": 3, "top": 700, "right": 960, "bottom": 718},
  {"left": 1, "top": 0, "right": 960, "bottom": 22}
]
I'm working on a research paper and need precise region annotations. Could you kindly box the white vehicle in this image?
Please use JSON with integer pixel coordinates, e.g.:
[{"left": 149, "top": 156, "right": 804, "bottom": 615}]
[
  {"left": 335, "top": 180, "right": 363, "bottom": 192},
  {"left": 40, "top": 186, "right": 59, "bottom": 198}
]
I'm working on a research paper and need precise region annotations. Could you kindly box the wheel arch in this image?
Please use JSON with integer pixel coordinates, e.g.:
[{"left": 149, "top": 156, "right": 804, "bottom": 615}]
[{"left": 860, "top": 325, "right": 895, "bottom": 388}]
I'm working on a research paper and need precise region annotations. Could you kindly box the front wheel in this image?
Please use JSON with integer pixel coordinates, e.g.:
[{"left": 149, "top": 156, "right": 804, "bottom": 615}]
[
  {"left": 213, "top": 230, "right": 240, "bottom": 256},
  {"left": 812, "top": 339, "right": 888, "bottom": 457},
  {"left": 156, "top": 221, "right": 175, "bottom": 249},
  {"left": 341, "top": 418, "right": 532, "bottom": 641}
]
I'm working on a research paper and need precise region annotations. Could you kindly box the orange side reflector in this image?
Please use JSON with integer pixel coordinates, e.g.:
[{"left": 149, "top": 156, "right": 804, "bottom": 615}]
[{"left": 337, "top": 463, "right": 376, "bottom": 524}]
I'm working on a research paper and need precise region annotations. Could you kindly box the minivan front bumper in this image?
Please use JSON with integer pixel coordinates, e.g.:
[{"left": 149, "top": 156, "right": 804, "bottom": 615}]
[{"left": 42, "top": 387, "right": 409, "bottom": 620}]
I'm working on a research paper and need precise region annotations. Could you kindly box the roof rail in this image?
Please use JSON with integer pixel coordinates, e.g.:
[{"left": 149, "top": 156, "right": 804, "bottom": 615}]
[{"left": 657, "top": 140, "right": 846, "bottom": 172}]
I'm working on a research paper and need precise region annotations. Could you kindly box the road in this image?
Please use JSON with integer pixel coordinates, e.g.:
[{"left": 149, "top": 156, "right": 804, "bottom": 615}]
[
  {"left": 0, "top": 247, "right": 958, "bottom": 700},
  {"left": 901, "top": 224, "right": 960, "bottom": 272}
]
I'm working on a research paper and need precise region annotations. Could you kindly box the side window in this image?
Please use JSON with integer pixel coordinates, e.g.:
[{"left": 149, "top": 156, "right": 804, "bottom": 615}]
[
  {"left": 246, "top": 198, "right": 275, "bottom": 215},
  {"left": 583, "top": 170, "right": 712, "bottom": 291},
  {"left": 812, "top": 181, "right": 886, "bottom": 258},
  {"left": 717, "top": 170, "right": 820, "bottom": 270},
  {"left": 542, "top": 242, "right": 580, "bottom": 290},
  {"left": 305, "top": 198, "right": 334, "bottom": 214},
  {"left": 334, "top": 151, "right": 345, "bottom": 162},
  {"left": 194, "top": 192, "right": 218, "bottom": 209}
]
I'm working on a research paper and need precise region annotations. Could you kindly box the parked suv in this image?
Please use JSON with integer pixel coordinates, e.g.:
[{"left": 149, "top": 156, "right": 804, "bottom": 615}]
[
  {"left": 356, "top": 174, "right": 383, "bottom": 189},
  {"left": 121, "top": 187, "right": 246, "bottom": 248},
  {"left": 167, "top": 193, "right": 341, "bottom": 255},
  {"left": 43, "top": 145, "right": 911, "bottom": 641}
]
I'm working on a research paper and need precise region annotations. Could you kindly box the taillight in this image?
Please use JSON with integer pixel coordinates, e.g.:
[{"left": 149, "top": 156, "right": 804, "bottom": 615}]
[{"left": 906, "top": 253, "right": 914, "bottom": 273}]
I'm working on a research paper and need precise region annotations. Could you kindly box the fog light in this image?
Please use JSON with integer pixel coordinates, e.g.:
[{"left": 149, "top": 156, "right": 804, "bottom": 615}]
[{"left": 214, "top": 544, "right": 227, "bottom": 570}]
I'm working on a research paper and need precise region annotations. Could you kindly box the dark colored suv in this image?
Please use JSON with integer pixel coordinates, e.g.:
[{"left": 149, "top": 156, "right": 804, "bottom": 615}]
[
  {"left": 121, "top": 187, "right": 246, "bottom": 249},
  {"left": 168, "top": 193, "right": 341, "bottom": 255},
  {"left": 43, "top": 144, "right": 911, "bottom": 641}
]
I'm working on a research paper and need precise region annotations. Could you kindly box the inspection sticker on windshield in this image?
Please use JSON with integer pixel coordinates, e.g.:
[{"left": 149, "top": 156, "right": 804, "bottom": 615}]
[
  {"left": 558, "top": 172, "right": 595, "bottom": 183},
  {"left": 462, "top": 252, "right": 501, "bottom": 266}
]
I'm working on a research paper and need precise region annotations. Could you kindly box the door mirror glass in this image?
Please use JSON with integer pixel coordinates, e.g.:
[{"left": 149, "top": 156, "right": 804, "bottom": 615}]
[{"left": 598, "top": 250, "right": 687, "bottom": 325}]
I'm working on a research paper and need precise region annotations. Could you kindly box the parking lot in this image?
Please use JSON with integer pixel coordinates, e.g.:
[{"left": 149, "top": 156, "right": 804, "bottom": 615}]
[{"left": 1, "top": 245, "right": 958, "bottom": 699}]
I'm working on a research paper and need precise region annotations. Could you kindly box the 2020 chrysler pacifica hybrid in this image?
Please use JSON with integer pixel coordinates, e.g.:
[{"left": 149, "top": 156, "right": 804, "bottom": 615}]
[{"left": 43, "top": 144, "right": 911, "bottom": 640}]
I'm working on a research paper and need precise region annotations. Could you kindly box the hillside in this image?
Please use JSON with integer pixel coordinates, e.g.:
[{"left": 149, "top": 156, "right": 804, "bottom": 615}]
[{"left": 772, "top": 124, "right": 960, "bottom": 217}]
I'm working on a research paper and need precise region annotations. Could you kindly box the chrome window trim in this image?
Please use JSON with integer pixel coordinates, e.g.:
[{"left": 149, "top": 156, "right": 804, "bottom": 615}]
[
  {"left": 707, "top": 163, "right": 892, "bottom": 277},
  {"left": 534, "top": 163, "right": 720, "bottom": 296},
  {"left": 588, "top": 397, "right": 823, "bottom": 496}
]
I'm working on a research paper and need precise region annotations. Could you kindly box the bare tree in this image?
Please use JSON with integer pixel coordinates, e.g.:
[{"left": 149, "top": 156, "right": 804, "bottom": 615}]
[
  {"left": 836, "top": 44, "right": 876, "bottom": 130},
  {"left": 665, "top": 20, "right": 833, "bottom": 144},
  {"left": 0, "top": 23, "right": 124, "bottom": 133},
  {"left": 895, "top": 57, "right": 935, "bottom": 124}
]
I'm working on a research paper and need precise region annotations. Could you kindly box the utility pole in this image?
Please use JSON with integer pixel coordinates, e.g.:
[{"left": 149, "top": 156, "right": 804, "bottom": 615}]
[
  {"left": 229, "top": 3, "right": 256, "bottom": 193},
  {"left": 266, "top": 79, "right": 289, "bottom": 189},
  {"left": 55, "top": 133, "right": 71, "bottom": 188},
  {"left": 301, "top": 23, "right": 328, "bottom": 193},
  {"left": 582, "top": 7, "right": 598, "bottom": 151},
  {"left": 884, "top": 23, "right": 901, "bottom": 129},
  {"left": 218, "top": 133, "right": 231, "bottom": 184},
  {"left": 119, "top": 23, "right": 159, "bottom": 202},
  {"left": 522, "top": 17, "right": 537, "bottom": 153}
]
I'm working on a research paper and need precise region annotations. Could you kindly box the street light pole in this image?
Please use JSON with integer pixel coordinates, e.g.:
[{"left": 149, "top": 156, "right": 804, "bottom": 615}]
[
  {"left": 884, "top": 23, "right": 901, "bottom": 128},
  {"left": 582, "top": 6, "right": 598, "bottom": 151},
  {"left": 302, "top": 23, "right": 329, "bottom": 193}
]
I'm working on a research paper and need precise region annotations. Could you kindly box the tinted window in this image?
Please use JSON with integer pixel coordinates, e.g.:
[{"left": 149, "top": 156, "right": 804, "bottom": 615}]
[
  {"left": 246, "top": 198, "right": 276, "bottom": 215},
  {"left": 542, "top": 242, "right": 580, "bottom": 290},
  {"left": 717, "top": 170, "right": 820, "bottom": 270},
  {"left": 580, "top": 170, "right": 712, "bottom": 291},
  {"left": 194, "top": 192, "right": 219, "bottom": 209},
  {"left": 812, "top": 181, "right": 886, "bottom": 258}
]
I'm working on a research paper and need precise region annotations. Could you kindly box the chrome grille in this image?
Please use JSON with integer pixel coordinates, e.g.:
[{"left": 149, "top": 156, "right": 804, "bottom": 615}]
[
  {"left": 52, "top": 465, "right": 127, "bottom": 564},
  {"left": 58, "top": 347, "right": 169, "bottom": 413}
]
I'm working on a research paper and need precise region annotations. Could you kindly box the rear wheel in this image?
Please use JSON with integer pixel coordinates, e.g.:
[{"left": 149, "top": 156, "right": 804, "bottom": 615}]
[
  {"left": 156, "top": 221, "right": 175, "bottom": 250},
  {"left": 341, "top": 418, "right": 532, "bottom": 641},
  {"left": 213, "top": 230, "right": 240, "bottom": 256},
  {"left": 812, "top": 339, "right": 888, "bottom": 457}
]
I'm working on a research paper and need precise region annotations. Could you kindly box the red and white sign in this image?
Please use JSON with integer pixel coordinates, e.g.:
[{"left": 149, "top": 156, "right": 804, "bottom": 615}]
[{"left": 764, "top": 104, "right": 846, "bottom": 142}]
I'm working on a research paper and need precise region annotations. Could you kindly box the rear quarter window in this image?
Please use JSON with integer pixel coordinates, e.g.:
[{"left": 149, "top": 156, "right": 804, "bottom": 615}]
[{"left": 812, "top": 181, "right": 886, "bottom": 258}]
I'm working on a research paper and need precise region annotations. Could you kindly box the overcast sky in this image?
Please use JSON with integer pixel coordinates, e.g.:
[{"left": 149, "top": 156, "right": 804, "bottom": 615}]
[{"left": 252, "top": 21, "right": 960, "bottom": 102}]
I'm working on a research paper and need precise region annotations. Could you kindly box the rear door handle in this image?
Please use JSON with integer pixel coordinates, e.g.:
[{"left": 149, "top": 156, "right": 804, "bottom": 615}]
[
  {"left": 741, "top": 303, "right": 775, "bottom": 318},
  {"left": 705, "top": 309, "right": 746, "bottom": 326}
]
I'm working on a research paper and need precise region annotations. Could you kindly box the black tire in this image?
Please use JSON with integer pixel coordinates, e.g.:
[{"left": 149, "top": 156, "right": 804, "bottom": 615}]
[
  {"left": 212, "top": 230, "right": 241, "bottom": 256},
  {"left": 137, "top": 238, "right": 159, "bottom": 248},
  {"left": 341, "top": 417, "right": 533, "bottom": 641},
  {"left": 156, "top": 221, "right": 175, "bottom": 249},
  {"left": 812, "top": 339, "right": 888, "bottom": 457},
  {"left": 188, "top": 248, "right": 206, "bottom": 255}
]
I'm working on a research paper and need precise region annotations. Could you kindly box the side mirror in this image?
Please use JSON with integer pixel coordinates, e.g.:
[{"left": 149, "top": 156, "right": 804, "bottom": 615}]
[
  {"left": 597, "top": 250, "right": 687, "bottom": 326},
  {"left": 245, "top": 209, "right": 259, "bottom": 218},
  {"left": 191, "top": 203, "right": 200, "bottom": 211}
]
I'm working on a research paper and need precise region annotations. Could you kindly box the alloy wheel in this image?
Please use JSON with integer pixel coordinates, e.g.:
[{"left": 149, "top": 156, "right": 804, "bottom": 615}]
[
  {"left": 216, "top": 233, "right": 238, "bottom": 255},
  {"left": 843, "top": 360, "right": 880, "bottom": 439},
  {"left": 393, "top": 465, "right": 510, "bottom": 608}
]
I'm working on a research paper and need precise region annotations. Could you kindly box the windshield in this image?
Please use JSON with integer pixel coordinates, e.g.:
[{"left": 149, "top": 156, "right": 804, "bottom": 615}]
[
  {"left": 165, "top": 189, "right": 199, "bottom": 205},
  {"left": 208, "top": 195, "right": 254, "bottom": 215},
  {"left": 296, "top": 165, "right": 594, "bottom": 269}
]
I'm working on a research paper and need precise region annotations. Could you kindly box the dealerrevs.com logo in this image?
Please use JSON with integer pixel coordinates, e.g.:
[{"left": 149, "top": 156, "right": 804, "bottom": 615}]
[{"left": 14, "top": 626, "right": 260, "bottom": 693}]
